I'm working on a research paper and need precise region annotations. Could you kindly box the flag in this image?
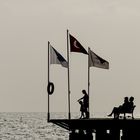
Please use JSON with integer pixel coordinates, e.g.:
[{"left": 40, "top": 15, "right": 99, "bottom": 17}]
[
  {"left": 89, "top": 49, "right": 109, "bottom": 69},
  {"left": 50, "top": 45, "right": 68, "bottom": 68},
  {"left": 69, "top": 34, "right": 88, "bottom": 54}
]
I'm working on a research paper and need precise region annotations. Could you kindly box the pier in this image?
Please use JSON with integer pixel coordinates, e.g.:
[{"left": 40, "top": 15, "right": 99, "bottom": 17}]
[
  {"left": 47, "top": 32, "right": 137, "bottom": 140},
  {"left": 49, "top": 118, "right": 140, "bottom": 140}
]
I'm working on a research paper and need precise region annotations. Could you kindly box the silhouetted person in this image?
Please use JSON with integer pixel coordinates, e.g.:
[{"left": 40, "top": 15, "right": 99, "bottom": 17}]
[
  {"left": 128, "top": 96, "right": 136, "bottom": 118},
  {"left": 121, "top": 97, "right": 130, "bottom": 112},
  {"left": 129, "top": 96, "right": 134, "bottom": 108},
  {"left": 78, "top": 90, "right": 89, "bottom": 118},
  {"left": 78, "top": 101, "right": 85, "bottom": 119},
  {"left": 108, "top": 97, "right": 129, "bottom": 118}
]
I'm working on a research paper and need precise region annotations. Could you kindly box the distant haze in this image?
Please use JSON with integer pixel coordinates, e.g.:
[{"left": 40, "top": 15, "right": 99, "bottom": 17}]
[{"left": 0, "top": 0, "right": 140, "bottom": 116}]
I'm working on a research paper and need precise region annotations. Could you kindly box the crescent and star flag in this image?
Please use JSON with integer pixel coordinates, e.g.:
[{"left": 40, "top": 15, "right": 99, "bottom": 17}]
[
  {"left": 50, "top": 45, "right": 68, "bottom": 68},
  {"left": 89, "top": 49, "right": 109, "bottom": 69},
  {"left": 69, "top": 34, "right": 88, "bottom": 54}
]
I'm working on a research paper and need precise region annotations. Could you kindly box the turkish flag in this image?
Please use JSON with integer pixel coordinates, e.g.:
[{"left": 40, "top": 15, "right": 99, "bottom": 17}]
[{"left": 69, "top": 34, "right": 88, "bottom": 55}]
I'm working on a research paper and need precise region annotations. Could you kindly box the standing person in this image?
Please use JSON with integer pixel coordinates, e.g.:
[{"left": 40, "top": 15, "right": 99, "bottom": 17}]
[
  {"left": 78, "top": 101, "right": 85, "bottom": 119},
  {"left": 78, "top": 90, "right": 89, "bottom": 118}
]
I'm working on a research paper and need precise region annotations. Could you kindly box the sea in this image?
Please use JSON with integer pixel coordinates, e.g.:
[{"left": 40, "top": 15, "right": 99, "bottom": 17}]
[
  {"left": 0, "top": 112, "right": 138, "bottom": 140},
  {"left": 0, "top": 112, "right": 69, "bottom": 140}
]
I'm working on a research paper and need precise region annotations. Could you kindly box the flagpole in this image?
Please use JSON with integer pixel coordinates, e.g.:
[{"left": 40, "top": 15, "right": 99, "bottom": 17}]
[
  {"left": 88, "top": 47, "right": 90, "bottom": 118},
  {"left": 48, "top": 41, "right": 50, "bottom": 121},
  {"left": 67, "top": 29, "right": 71, "bottom": 120}
]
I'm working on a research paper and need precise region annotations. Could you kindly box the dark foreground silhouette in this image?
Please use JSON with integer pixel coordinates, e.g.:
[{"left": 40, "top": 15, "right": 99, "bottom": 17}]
[
  {"left": 78, "top": 90, "right": 89, "bottom": 119},
  {"left": 108, "top": 96, "right": 135, "bottom": 119},
  {"left": 49, "top": 96, "right": 137, "bottom": 140}
]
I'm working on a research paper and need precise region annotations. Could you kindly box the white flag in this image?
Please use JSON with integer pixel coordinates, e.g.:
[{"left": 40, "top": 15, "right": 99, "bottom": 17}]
[
  {"left": 50, "top": 45, "right": 68, "bottom": 68},
  {"left": 89, "top": 49, "right": 109, "bottom": 69}
]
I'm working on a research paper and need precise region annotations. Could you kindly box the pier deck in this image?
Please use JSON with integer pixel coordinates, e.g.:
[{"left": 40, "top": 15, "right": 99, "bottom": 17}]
[
  {"left": 49, "top": 118, "right": 140, "bottom": 140},
  {"left": 49, "top": 118, "right": 140, "bottom": 130}
]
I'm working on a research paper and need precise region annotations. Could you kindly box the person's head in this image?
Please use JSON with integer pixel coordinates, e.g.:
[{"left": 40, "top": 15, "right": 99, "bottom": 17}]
[
  {"left": 82, "top": 90, "right": 87, "bottom": 95},
  {"left": 79, "top": 101, "right": 83, "bottom": 105},
  {"left": 129, "top": 96, "right": 134, "bottom": 102},
  {"left": 124, "top": 97, "right": 129, "bottom": 102}
]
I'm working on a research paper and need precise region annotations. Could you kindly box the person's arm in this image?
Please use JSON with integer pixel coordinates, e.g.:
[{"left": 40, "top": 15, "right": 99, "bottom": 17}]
[{"left": 78, "top": 96, "right": 84, "bottom": 102}]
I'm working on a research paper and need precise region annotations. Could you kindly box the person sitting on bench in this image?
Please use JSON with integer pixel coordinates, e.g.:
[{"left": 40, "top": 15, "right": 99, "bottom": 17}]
[
  {"left": 128, "top": 96, "right": 134, "bottom": 109},
  {"left": 121, "top": 96, "right": 135, "bottom": 118},
  {"left": 108, "top": 97, "right": 130, "bottom": 118}
]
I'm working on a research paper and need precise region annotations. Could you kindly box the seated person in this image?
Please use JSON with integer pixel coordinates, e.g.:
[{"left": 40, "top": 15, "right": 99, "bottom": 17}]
[
  {"left": 108, "top": 97, "right": 135, "bottom": 118},
  {"left": 128, "top": 96, "right": 135, "bottom": 112},
  {"left": 129, "top": 96, "right": 134, "bottom": 108},
  {"left": 108, "top": 97, "right": 129, "bottom": 118}
]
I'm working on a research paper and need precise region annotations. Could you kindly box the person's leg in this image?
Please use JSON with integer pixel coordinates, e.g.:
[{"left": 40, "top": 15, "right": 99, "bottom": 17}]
[
  {"left": 84, "top": 107, "right": 89, "bottom": 118},
  {"left": 108, "top": 107, "right": 118, "bottom": 116},
  {"left": 79, "top": 111, "right": 82, "bottom": 119},
  {"left": 114, "top": 112, "right": 120, "bottom": 119},
  {"left": 82, "top": 111, "right": 84, "bottom": 118}
]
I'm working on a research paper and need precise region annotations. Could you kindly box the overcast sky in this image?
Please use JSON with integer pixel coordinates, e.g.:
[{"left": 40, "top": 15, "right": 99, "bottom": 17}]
[{"left": 0, "top": 0, "right": 140, "bottom": 117}]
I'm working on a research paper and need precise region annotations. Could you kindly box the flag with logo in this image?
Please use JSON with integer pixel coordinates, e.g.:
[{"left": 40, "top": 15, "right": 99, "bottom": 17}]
[
  {"left": 89, "top": 49, "right": 109, "bottom": 69},
  {"left": 50, "top": 45, "right": 68, "bottom": 68},
  {"left": 69, "top": 34, "right": 88, "bottom": 54}
]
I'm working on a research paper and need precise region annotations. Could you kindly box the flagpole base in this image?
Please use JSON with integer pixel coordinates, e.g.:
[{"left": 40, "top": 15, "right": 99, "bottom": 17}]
[
  {"left": 68, "top": 113, "right": 71, "bottom": 120},
  {"left": 47, "top": 113, "right": 50, "bottom": 122}
]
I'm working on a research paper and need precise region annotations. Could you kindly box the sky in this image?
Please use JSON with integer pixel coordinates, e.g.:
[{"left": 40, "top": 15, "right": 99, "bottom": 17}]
[{"left": 0, "top": 0, "right": 140, "bottom": 117}]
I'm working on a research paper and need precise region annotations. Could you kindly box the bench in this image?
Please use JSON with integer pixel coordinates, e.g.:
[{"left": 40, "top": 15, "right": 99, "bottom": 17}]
[{"left": 116, "top": 105, "right": 136, "bottom": 119}]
